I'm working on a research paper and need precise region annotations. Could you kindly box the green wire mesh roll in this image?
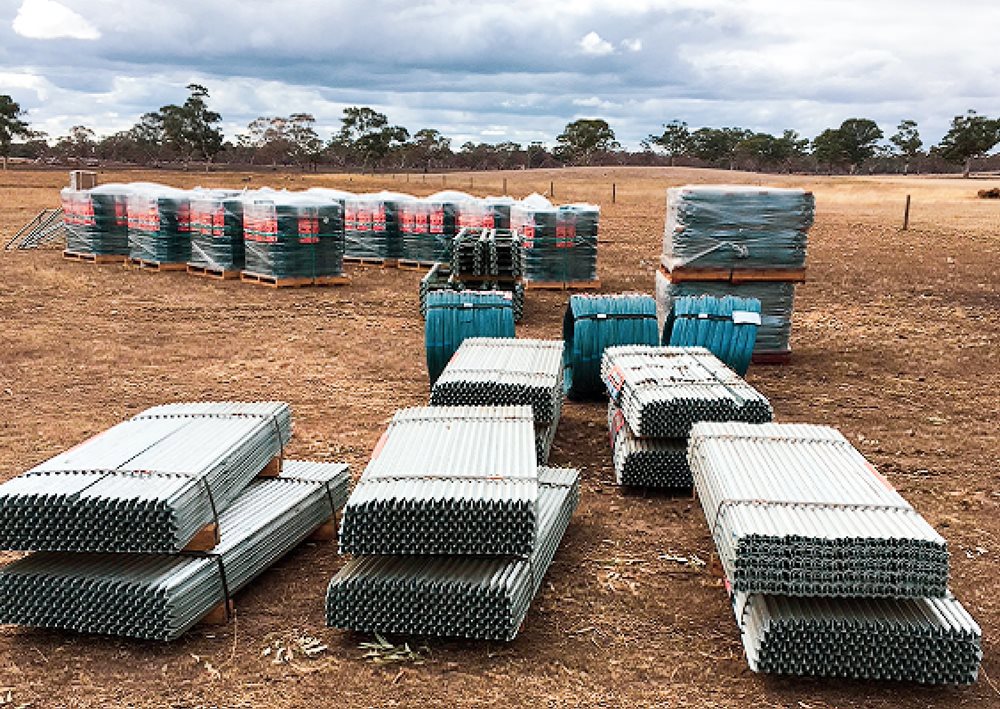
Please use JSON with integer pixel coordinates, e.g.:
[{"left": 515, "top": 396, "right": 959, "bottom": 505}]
[
  {"left": 126, "top": 183, "right": 192, "bottom": 264},
  {"left": 399, "top": 191, "right": 471, "bottom": 263},
  {"left": 665, "top": 295, "right": 761, "bottom": 375},
  {"left": 61, "top": 184, "right": 131, "bottom": 256},
  {"left": 243, "top": 192, "right": 345, "bottom": 279},
  {"left": 424, "top": 290, "right": 516, "bottom": 384}
]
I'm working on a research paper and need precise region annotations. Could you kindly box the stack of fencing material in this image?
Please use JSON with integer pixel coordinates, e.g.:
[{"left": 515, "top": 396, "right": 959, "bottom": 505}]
[
  {"left": 187, "top": 189, "right": 248, "bottom": 277},
  {"left": 689, "top": 422, "right": 981, "bottom": 684},
  {"left": 126, "top": 183, "right": 192, "bottom": 267},
  {"left": 601, "top": 346, "right": 772, "bottom": 488},
  {"left": 430, "top": 338, "right": 564, "bottom": 464},
  {"left": 344, "top": 191, "right": 414, "bottom": 262},
  {"left": 562, "top": 293, "right": 660, "bottom": 400},
  {"left": 329, "top": 405, "right": 578, "bottom": 640},
  {"left": 456, "top": 196, "right": 515, "bottom": 231},
  {"left": 657, "top": 185, "right": 813, "bottom": 363},
  {"left": 0, "top": 401, "right": 293, "bottom": 553},
  {"left": 513, "top": 194, "right": 600, "bottom": 287},
  {"left": 0, "top": 461, "right": 349, "bottom": 641},
  {"left": 60, "top": 184, "right": 132, "bottom": 259},
  {"left": 242, "top": 191, "right": 346, "bottom": 284},
  {"left": 424, "top": 290, "right": 516, "bottom": 383},
  {"left": 663, "top": 295, "right": 761, "bottom": 375},
  {"left": 399, "top": 191, "right": 472, "bottom": 264},
  {"left": 418, "top": 261, "right": 526, "bottom": 323}
]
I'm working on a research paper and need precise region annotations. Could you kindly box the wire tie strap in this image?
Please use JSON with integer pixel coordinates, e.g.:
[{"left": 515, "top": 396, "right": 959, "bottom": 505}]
[{"left": 576, "top": 312, "right": 654, "bottom": 321}]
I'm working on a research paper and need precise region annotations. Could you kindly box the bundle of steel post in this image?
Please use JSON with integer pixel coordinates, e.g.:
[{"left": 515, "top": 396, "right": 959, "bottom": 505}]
[
  {"left": 607, "top": 401, "right": 690, "bottom": 487},
  {"left": 338, "top": 406, "right": 539, "bottom": 557},
  {"left": 450, "top": 228, "right": 521, "bottom": 279},
  {"left": 562, "top": 293, "right": 660, "bottom": 400},
  {"left": 424, "top": 290, "right": 516, "bottom": 383},
  {"left": 430, "top": 338, "right": 564, "bottom": 464},
  {"left": 513, "top": 196, "right": 599, "bottom": 285},
  {"left": 663, "top": 295, "right": 761, "bottom": 376},
  {"left": 0, "top": 461, "right": 349, "bottom": 641},
  {"left": 399, "top": 191, "right": 470, "bottom": 263},
  {"left": 343, "top": 192, "right": 414, "bottom": 260},
  {"left": 601, "top": 346, "right": 773, "bottom": 439},
  {"left": 0, "top": 402, "right": 292, "bottom": 553},
  {"left": 126, "top": 183, "right": 193, "bottom": 264},
  {"left": 243, "top": 192, "right": 345, "bottom": 280},
  {"left": 188, "top": 191, "right": 248, "bottom": 273},
  {"left": 327, "top": 467, "right": 578, "bottom": 641},
  {"left": 688, "top": 421, "right": 980, "bottom": 684},
  {"left": 60, "top": 184, "right": 132, "bottom": 256}
]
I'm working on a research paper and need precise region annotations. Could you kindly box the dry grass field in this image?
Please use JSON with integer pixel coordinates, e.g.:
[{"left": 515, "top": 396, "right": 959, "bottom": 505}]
[{"left": 0, "top": 165, "right": 998, "bottom": 708}]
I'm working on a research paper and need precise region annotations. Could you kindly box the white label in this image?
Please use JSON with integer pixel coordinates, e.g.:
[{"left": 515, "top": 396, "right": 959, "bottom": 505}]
[
  {"left": 732, "top": 310, "right": 762, "bottom": 326},
  {"left": 597, "top": 313, "right": 607, "bottom": 319}
]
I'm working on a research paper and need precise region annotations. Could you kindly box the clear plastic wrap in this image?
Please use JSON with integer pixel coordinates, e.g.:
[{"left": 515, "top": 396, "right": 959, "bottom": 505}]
[
  {"left": 514, "top": 195, "right": 599, "bottom": 284},
  {"left": 187, "top": 188, "right": 245, "bottom": 272},
  {"left": 60, "top": 183, "right": 132, "bottom": 256},
  {"left": 399, "top": 191, "right": 472, "bottom": 263},
  {"left": 243, "top": 191, "right": 345, "bottom": 280},
  {"left": 126, "top": 183, "right": 192, "bottom": 264},
  {"left": 663, "top": 185, "right": 813, "bottom": 271},
  {"left": 456, "top": 195, "right": 515, "bottom": 231},
  {"left": 655, "top": 270, "right": 794, "bottom": 355},
  {"left": 344, "top": 191, "right": 414, "bottom": 260}
]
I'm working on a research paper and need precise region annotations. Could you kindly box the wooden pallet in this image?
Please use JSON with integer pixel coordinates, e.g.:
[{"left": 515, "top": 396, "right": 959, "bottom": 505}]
[
  {"left": 256, "top": 456, "right": 281, "bottom": 478},
  {"left": 752, "top": 350, "right": 792, "bottom": 365},
  {"left": 128, "top": 258, "right": 187, "bottom": 272},
  {"left": 457, "top": 274, "right": 522, "bottom": 284},
  {"left": 525, "top": 279, "right": 601, "bottom": 291},
  {"left": 199, "top": 600, "right": 235, "bottom": 626},
  {"left": 397, "top": 259, "right": 437, "bottom": 271},
  {"left": 240, "top": 272, "right": 351, "bottom": 288},
  {"left": 183, "top": 522, "right": 220, "bottom": 552},
  {"left": 344, "top": 256, "right": 397, "bottom": 268},
  {"left": 62, "top": 250, "right": 127, "bottom": 264},
  {"left": 664, "top": 265, "right": 806, "bottom": 284},
  {"left": 187, "top": 264, "right": 240, "bottom": 280},
  {"left": 308, "top": 516, "right": 337, "bottom": 542}
]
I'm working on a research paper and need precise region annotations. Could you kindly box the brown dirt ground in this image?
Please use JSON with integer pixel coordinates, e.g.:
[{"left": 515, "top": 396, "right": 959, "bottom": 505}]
[{"left": 0, "top": 166, "right": 998, "bottom": 708}]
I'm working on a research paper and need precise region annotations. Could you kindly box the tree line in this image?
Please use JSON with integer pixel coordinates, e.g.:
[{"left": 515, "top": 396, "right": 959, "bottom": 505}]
[{"left": 2, "top": 85, "right": 999, "bottom": 176}]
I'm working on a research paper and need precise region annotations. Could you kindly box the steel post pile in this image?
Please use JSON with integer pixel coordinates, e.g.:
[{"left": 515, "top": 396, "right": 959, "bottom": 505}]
[
  {"left": 339, "top": 406, "right": 539, "bottom": 557},
  {"left": 664, "top": 295, "right": 761, "bottom": 376},
  {"left": 0, "top": 402, "right": 292, "bottom": 553},
  {"left": 243, "top": 192, "right": 345, "bottom": 279},
  {"left": 430, "top": 338, "right": 565, "bottom": 465},
  {"left": 327, "top": 467, "right": 578, "bottom": 641},
  {"left": 425, "top": 291, "right": 517, "bottom": 383},
  {"left": 60, "top": 184, "right": 131, "bottom": 256},
  {"left": 450, "top": 228, "right": 521, "bottom": 280},
  {"left": 689, "top": 422, "right": 950, "bottom": 598},
  {"left": 607, "top": 401, "right": 690, "bottom": 487},
  {"left": 601, "top": 346, "right": 772, "bottom": 438},
  {"left": 562, "top": 294, "right": 660, "bottom": 399},
  {"left": 0, "top": 461, "right": 349, "bottom": 641},
  {"left": 732, "top": 592, "right": 981, "bottom": 684}
]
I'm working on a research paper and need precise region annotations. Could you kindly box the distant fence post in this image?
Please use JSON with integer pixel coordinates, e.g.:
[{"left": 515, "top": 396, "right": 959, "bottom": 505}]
[
  {"left": 903, "top": 194, "right": 911, "bottom": 230},
  {"left": 612, "top": 183, "right": 616, "bottom": 204},
  {"left": 550, "top": 180, "right": 554, "bottom": 197},
  {"left": 443, "top": 175, "right": 447, "bottom": 186},
  {"left": 503, "top": 177, "right": 507, "bottom": 194}
]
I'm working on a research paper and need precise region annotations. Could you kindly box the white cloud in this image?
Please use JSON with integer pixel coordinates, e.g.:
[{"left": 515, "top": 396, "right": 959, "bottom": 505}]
[
  {"left": 621, "top": 38, "right": 642, "bottom": 52},
  {"left": 12, "top": 0, "right": 100, "bottom": 40},
  {"left": 578, "top": 31, "right": 614, "bottom": 56}
]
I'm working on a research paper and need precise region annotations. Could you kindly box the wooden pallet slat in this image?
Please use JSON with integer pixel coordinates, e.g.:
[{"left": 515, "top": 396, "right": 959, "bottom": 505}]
[
  {"left": 240, "top": 272, "right": 351, "bottom": 288},
  {"left": 344, "top": 256, "right": 397, "bottom": 268},
  {"left": 307, "top": 517, "right": 337, "bottom": 542},
  {"left": 183, "top": 522, "right": 220, "bottom": 552},
  {"left": 397, "top": 259, "right": 437, "bottom": 271},
  {"left": 525, "top": 279, "right": 601, "bottom": 291},
  {"left": 128, "top": 258, "right": 187, "bottom": 272},
  {"left": 186, "top": 264, "right": 241, "bottom": 280},
  {"left": 662, "top": 264, "right": 807, "bottom": 284},
  {"left": 63, "top": 250, "right": 127, "bottom": 264}
]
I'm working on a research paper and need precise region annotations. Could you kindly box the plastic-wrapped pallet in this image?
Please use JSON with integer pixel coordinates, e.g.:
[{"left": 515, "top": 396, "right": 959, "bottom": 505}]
[
  {"left": 243, "top": 191, "right": 345, "bottom": 280},
  {"left": 327, "top": 467, "right": 578, "bottom": 641},
  {"left": 663, "top": 185, "right": 813, "bottom": 272},
  {"left": 0, "top": 461, "right": 349, "bottom": 641},
  {"left": 656, "top": 270, "right": 794, "bottom": 356},
  {"left": 188, "top": 188, "right": 247, "bottom": 274},
  {"left": 344, "top": 191, "right": 414, "bottom": 260},
  {"left": 457, "top": 195, "right": 515, "bottom": 231},
  {"left": 688, "top": 422, "right": 949, "bottom": 598},
  {"left": 400, "top": 191, "right": 472, "bottom": 263},
  {"left": 514, "top": 194, "right": 599, "bottom": 285},
  {"left": 338, "top": 405, "right": 538, "bottom": 557},
  {"left": 126, "top": 183, "right": 192, "bottom": 264},
  {"left": 60, "top": 184, "right": 132, "bottom": 256}
]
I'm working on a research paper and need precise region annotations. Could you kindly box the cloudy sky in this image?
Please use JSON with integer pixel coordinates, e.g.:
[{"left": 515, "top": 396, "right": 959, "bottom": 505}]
[{"left": 3, "top": 0, "right": 999, "bottom": 149}]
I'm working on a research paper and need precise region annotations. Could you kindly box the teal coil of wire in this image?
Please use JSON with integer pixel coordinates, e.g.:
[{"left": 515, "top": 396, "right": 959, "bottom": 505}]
[
  {"left": 664, "top": 295, "right": 761, "bottom": 375},
  {"left": 562, "top": 293, "right": 659, "bottom": 400},
  {"left": 425, "top": 290, "right": 516, "bottom": 384}
]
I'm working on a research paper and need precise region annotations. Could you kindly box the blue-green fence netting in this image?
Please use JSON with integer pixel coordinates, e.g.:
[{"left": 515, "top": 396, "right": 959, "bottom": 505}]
[
  {"left": 513, "top": 195, "right": 599, "bottom": 284},
  {"left": 425, "top": 290, "right": 516, "bottom": 384},
  {"left": 664, "top": 295, "right": 761, "bottom": 375},
  {"left": 243, "top": 193, "right": 345, "bottom": 279},
  {"left": 344, "top": 192, "right": 414, "bottom": 260}
]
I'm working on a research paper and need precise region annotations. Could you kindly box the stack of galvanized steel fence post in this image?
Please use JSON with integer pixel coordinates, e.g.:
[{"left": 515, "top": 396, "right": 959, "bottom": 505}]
[
  {"left": 600, "top": 345, "right": 772, "bottom": 488},
  {"left": 656, "top": 185, "right": 812, "bottom": 364},
  {"left": 688, "top": 421, "right": 981, "bottom": 684},
  {"left": 0, "top": 402, "right": 349, "bottom": 640},
  {"left": 328, "top": 405, "right": 578, "bottom": 640},
  {"left": 430, "top": 338, "right": 564, "bottom": 464}
]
